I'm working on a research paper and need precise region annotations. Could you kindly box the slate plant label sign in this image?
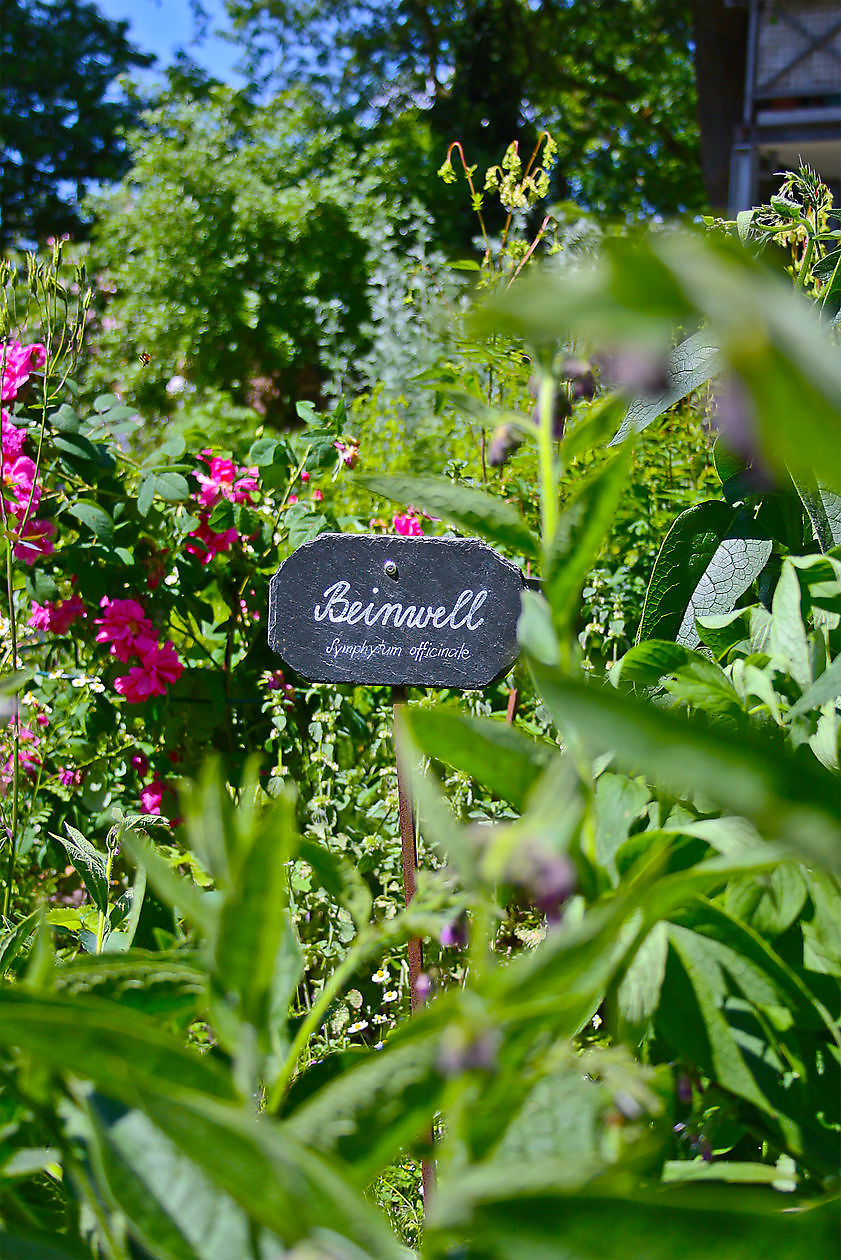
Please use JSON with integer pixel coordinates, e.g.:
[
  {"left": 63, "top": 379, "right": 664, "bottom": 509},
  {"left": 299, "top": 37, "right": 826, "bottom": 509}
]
[{"left": 268, "top": 533, "right": 524, "bottom": 687}]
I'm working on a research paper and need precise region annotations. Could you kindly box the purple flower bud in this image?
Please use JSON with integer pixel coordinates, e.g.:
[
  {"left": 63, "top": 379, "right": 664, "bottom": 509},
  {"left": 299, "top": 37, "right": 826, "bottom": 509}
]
[
  {"left": 487, "top": 424, "right": 521, "bottom": 468},
  {"left": 439, "top": 912, "right": 469, "bottom": 949},
  {"left": 676, "top": 1073, "right": 693, "bottom": 1105},
  {"left": 560, "top": 357, "right": 597, "bottom": 401},
  {"left": 437, "top": 1027, "right": 500, "bottom": 1077},
  {"left": 527, "top": 850, "right": 577, "bottom": 923},
  {"left": 414, "top": 972, "right": 432, "bottom": 1001},
  {"left": 596, "top": 346, "right": 669, "bottom": 396}
]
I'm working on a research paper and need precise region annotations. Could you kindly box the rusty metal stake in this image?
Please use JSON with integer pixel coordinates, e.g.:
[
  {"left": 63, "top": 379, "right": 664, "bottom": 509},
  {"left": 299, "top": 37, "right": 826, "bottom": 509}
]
[{"left": 391, "top": 684, "right": 436, "bottom": 1206}]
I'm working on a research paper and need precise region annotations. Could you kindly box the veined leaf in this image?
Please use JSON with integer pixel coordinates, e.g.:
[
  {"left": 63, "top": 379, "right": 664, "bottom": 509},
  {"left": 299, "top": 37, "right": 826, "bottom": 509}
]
[
  {"left": 50, "top": 824, "right": 109, "bottom": 913},
  {"left": 612, "top": 328, "right": 723, "bottom": 445},
  {"left": 359, "top": 472, "right": 539, "bottom": 559},
  {"left": 638, "top": 501, "right": 771, "bottom": 647}
]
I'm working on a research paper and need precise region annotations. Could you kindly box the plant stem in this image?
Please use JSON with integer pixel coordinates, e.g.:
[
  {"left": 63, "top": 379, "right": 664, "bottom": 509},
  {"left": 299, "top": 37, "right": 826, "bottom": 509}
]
[
  {"left": 537, "top": 370, "right": 558, "bottom": 546},
  {"left": 95, "top": 849, "right": 114, "bottom": 954}
]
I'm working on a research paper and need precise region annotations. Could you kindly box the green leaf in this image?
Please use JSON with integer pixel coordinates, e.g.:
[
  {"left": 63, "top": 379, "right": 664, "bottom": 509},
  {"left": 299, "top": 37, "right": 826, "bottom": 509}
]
[
  {"left": 120, "top": 827, "right": 215, "bottom": 937},
  {"left": 770, "top": 561, "right": 811, "bottom": 688},
  {"left": 298, "top": 838, "right": 372, "bottom": 930},
  {"left": 50, "top": 824, "right": 109, "bottom": 913},
  {"left": 425, "top": 1180, "right": 838, "bottom": 1260},
  {"left": 0, "top": 909, "right": 40, "bottom": 976},
  {"left": 529, "top": 663, "right": 841, "bottom": 873},
  {"left": 594, "top": 772, "right": 651, "bottom": 879},
  {"left": 790, "top": 474, "right": 841, "bottom": 553},
  {"left": 0, "top": 990, "right": 237, "bottom": 1103},
  {"left": 94, "top": 392, "right": 120, "bottom": 412},
  {"left": 52, "top": 950, "right": 204, "bottom": 1019},
  {"left": 617, "top": 921, "right": 668, "bottom": 1024},
  {"left": 611, "top": 640, "right": 696, "bottom": 687},
  {"left": 544, "top": 445, "right": 634, "bottom": 629},
  {"left": 154, "top": 471, "right": 191, "bottom": 502},
  {"left": 612, "top": 328, "right": 723, "bottom": 445},
  {"left": 0, "top": 1231, "right": 90, "bottom": 1259},
  {"left": 135, "top": 1090, "right": 406, "bottom": 1257},
  {"left": 67, "top": 500, "right": 114, "bottom": 543},
  {"left": 208, "top": 498, "right": 235, "bottom": 532},
  {"left": 248, "top": 437, "right": 279, "bottom": 466},
  {"left": 137, "top": 473, "right": 155, "bottom": 517},
  {"left": 214, "top": 791, "right": 298, "bottom": 1027},
  {"left": 286, "top": 506, "right": 330, "bottom": 549},
  {"left": 638, "top": 502, "right": 771, "bottom": 647},
  {"left": 359, "top": 472, "right": 540, "bottom": 559},
  {"left": 788, "top": 652, "right": 841, "bottom": 718},
  {"left": 85, "top": 1095, "right": 257, "bottom": 1260},
  {"left": 407, "top": 707, "right": 554, "bottom": 811}
]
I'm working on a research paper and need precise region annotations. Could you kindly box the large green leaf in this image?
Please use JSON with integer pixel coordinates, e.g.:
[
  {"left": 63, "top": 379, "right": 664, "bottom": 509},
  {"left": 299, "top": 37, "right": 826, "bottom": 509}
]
[
  {"left": 529, "top": 663, "right": 841, "bottom": 873},
  {"left": 135, "top": 1090, "right": 406, "bottom": 1258},
  {"left": 612, "top": 328, "right": 723, "bottom": 445},
  {"left": 638, "top": 501, "right": 771, "bottom": 646},
  {"left": 424, "top": 1179, "right": 838, "bottom": 1260},
  {"left": 359, "top": 472, "right": 539, "bottom": 559},
  {"left": 544, "top": 446, "right": 634, "bottom": 629},
  {"left": 85, "top": 1095, "right": 258, "bottom": 1260},
  {"left": 50, "top": 824, "right": 109, "bottom": 913},
  {"left": 214, "top": 790, "right": 298, "bottom": 1028},
  {"left": 407, "top": 707, "right": 554, "bottom": 811},
  {"left": 0, "top": 990, "right": 236, "bottom": 1103}
]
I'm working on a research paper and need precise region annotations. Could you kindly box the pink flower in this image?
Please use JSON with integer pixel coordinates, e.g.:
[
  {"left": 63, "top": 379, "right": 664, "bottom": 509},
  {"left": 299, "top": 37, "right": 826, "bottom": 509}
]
[
  {"left": 288, "top": 494, "right": 298, "bottom": 506},
  {"left": 312, "top": 488, "right": 323, "bottom": 502},
  {"left": 114, "top": 639, "right": 183, "bottom": 703},
  {"left": 195, "top": 454, "right": 258, "bottom": 507},
  {"left": 1, "top": 340, "right": 47, "bottom": 403},
  {"left": 29, "top": 594, "right": 85, "bottom": 635},
  {"left": 59, "top": 767, "right": 83, "bottom": 787},
  {"left": 185, "top": 515, "right": 239, "bottom": 564},
  {"left": 1, "top": 410, "right": 26, "bottom": 461},
  {"left": 300, "top": 470, "right": 310, "bottom": 482},
  {"left": 140, "top": 776, "right": 165, "bottom": 815},
  {"left": 393, "top": 512, "right": 423, "bottom": 537},
  {"left": 3, "top": 455, "right": 39, "bottom": 516},
  {"left": 12, "top": 517, "right": 55, "bottom": 564},
  {"left": 131, "top": 752, "right": 150, "bottom": 777},
  {"left": 95, "top": 596, "right": 155, "bottom": 662},
  {"left": 334, "top": 439, "right": 359, "bottom": 469},
  {"left": 0, "top": 724, "right": 42, "bottom": 790}
]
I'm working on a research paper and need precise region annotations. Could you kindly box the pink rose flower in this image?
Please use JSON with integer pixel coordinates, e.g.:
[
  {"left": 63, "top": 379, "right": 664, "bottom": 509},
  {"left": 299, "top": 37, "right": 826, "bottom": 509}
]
[
  {"left": 393, "top": 512, "right": 423, "bottom": 537},
  {"left": 334, "top": 439, "right": 359, "bottom": 469},
  {"left": 1, "top": 340, "right": 47, "bottom": 403},
  {"left": 1, "top": 410, "right": 26, "bottom": 461},
  {"left": 29, "top": 594, "right": 85, "bottom": 635},
  {"left": 12, "top": 517, "right": 55, "bottom": 564},
  {"left": 95, "top": 596, "right": 155, "bottom": 662},
  {"left": 195, "top": 454, "right": 258, "bottom": 507},
  {"left": 140, "top": 776, "right": 165, "bottom": 815},
  {"left": 131, "top": 752, "right": 150, "bottom": 777},
  {"left": 186, "top": 514, "right": 239, "bottom": 564},
  {"left": 3, "top": 455, "right": 39, "bottom": 516},
  {"left": 300, "top": 470, "right": 310, "bottom": 482},
  {"left": 114, "top": 639, "right": 183, "bottom": 703},
  {"left": 312, "top": 488, "right": 323, "bottom": 502}
]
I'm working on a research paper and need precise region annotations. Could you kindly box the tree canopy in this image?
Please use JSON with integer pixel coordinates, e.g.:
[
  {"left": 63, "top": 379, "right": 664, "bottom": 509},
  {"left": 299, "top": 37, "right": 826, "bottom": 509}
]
[
  {"left": 223, "top": 0, "right": 706, "bottom": 223},
  {"left": 0, "top": 0, "right": 152, "bottom": 248}
]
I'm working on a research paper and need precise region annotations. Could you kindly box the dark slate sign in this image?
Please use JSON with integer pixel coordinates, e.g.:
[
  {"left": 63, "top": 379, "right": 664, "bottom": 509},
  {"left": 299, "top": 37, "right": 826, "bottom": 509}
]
[{"left": 268, "top": 534, "right": 523, "bottom": 688}]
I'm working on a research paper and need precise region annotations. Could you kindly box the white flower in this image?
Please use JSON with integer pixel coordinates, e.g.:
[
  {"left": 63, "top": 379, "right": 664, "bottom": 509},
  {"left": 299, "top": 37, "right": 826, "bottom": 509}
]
[
  {"left": 371, "top": 968, "right": 389, "bottom": 984},
  {"left": 382, "top": 990, "right": 399, "bottom": 1004},
  {"left": 346, "top": 1019, "right": 369, "bottom": 1035}
]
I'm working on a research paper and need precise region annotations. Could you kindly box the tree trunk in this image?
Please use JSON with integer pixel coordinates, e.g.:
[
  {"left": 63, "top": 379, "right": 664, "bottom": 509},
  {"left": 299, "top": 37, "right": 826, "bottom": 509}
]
[{"left": 690, "top": 0, "right": 749, "bottom": 212}]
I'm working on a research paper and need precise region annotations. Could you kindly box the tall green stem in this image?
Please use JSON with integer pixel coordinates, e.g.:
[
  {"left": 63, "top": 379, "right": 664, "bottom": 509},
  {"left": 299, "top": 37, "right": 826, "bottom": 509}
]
[{"left": 537, "top": 370, "right": 558, "bottom": 547}]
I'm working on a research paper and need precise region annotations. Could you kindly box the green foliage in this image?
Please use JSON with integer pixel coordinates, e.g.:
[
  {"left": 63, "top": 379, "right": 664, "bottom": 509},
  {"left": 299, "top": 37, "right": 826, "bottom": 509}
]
[
  {"left": 0, "top": 0, "right": 153, "bottom": 248},
  {"left": 2, "top": 170, "right": 840, "bottom": 1257}
]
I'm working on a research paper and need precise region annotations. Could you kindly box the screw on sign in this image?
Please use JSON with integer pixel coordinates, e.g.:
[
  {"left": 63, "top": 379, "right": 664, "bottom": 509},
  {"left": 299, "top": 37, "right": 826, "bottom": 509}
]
[{"left": 267, "top": 533, "right": 524, "bottom": 1201}]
